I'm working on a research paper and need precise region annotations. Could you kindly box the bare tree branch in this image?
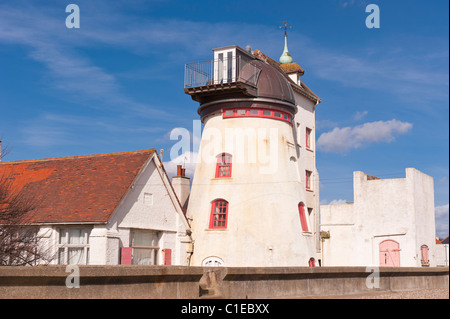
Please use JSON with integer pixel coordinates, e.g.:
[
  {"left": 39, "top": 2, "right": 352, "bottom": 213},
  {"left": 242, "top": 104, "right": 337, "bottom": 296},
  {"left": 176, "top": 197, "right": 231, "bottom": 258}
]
[
  {"left": 0, "top": 139, "right": 10, "bottom": 161},
  {"left": 0, "top": 170, "right": 54, "bottom": 265}
]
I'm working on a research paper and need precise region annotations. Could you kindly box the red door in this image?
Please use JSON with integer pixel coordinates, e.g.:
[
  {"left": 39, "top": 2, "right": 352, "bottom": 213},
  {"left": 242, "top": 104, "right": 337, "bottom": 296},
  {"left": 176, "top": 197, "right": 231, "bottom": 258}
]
[{"left": 379, "top": 240, "right": 400, "bottom": 267}]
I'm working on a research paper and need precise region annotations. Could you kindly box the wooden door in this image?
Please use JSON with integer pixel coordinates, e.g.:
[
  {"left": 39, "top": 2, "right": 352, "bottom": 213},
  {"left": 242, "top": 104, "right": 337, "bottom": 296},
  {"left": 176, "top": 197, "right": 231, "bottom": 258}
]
[
  {"left": 420, "top": 245, "right": 429, "bottom": 266},
  {"left": 379, "top": 240, "right": 400, "bottom": 267}
]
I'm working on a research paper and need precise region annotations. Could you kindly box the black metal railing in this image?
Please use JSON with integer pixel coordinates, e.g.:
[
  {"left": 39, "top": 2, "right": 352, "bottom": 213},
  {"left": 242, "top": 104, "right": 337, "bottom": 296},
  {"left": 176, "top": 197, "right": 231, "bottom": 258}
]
[{"left": 184, "top": 56, "right": 261, "bottom": 89}]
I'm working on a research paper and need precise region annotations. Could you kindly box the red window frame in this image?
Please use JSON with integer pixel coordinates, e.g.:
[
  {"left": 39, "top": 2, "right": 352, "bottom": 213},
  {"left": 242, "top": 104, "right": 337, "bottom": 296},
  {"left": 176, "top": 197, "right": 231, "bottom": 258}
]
[
  {"left": 215, "top": 153, "right": 232, "bottom": 178},
  {"left": 209, "top": 199, "right": 228, "bottom": 229},
  {"left": 305, "top": 170, "right": 312, "bottom": 190},
  {"left": 222, "top": 108, "right": 293, "bottom": 125},
  {"left": 306, "top": 128, "right": 312, "bottom": 149},
  {"left": 298, "top": 203, "right": 309, "bottom": 232}
]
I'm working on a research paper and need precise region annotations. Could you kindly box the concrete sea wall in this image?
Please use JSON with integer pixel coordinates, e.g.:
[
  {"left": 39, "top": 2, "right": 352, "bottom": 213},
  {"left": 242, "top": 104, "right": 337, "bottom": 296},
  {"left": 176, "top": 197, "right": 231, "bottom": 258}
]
[{"left": 0, "top": 265, "right": 448, "bottom": 299}]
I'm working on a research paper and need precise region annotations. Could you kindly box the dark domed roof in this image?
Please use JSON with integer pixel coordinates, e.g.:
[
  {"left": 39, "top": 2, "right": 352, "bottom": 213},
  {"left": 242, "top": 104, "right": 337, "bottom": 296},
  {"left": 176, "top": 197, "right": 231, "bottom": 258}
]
[{"left": 241, "top": 59, "right": 295, "bottom": 105}]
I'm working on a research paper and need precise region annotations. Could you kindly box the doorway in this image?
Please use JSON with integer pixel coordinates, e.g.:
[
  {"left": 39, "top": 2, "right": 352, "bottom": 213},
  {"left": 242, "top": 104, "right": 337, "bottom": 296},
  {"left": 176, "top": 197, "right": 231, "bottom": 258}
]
[{"left": 379, "top": 240, "right": 401, "bottom": 267}]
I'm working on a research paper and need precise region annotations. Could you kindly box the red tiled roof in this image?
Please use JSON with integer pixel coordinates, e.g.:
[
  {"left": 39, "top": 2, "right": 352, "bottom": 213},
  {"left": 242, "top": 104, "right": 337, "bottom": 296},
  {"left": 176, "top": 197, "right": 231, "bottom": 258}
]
[
  {"left": 279, "top": 62, "right": 305, "bottom": 75},
  {"left": 0, "top": 149, "right": 155, "bottom": 224}
]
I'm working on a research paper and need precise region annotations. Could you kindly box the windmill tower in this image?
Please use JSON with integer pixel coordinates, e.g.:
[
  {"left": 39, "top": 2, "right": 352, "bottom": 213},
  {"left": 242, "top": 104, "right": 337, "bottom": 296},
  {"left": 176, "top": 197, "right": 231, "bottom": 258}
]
[{"left": 183, "top": 28, "right": 322, "bottom": 267}]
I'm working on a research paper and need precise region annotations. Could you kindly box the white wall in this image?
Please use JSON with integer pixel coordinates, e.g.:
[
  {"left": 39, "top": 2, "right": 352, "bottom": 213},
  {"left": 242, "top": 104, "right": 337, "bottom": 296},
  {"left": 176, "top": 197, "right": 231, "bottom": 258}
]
[
  {"left": 293, "top": 91, "right": 320, "bottom": 255},
  {"left": 320, "top": 168, "right": 437, "bottom": 267},
  {"left": 187, "top": 91, "right": 319, "bottom": 267},
  {"left": 37, "top": 155, "right": 191, "bottom": 266},
  {"left": 108, "top": 155, "right": 190, "bottom": 265},
  {"left": 435, "top": 244, "right": 449, "bottom": 266}
]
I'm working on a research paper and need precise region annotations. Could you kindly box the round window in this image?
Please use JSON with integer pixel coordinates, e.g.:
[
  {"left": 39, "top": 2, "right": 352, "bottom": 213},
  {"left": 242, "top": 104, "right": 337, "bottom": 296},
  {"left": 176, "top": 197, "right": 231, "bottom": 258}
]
[{"left": 202, "top": 256, "right": 224, "bottom": 267}]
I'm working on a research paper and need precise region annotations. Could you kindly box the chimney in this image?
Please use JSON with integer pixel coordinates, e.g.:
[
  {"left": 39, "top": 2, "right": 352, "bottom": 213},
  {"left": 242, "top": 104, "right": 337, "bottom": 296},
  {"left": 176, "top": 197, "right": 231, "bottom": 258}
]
[
  {"left": 172, "top": 164, "right": 190, "bottom": 208},
  {"left": 0, "top": 140, "right": 2, "bottom": 162}
]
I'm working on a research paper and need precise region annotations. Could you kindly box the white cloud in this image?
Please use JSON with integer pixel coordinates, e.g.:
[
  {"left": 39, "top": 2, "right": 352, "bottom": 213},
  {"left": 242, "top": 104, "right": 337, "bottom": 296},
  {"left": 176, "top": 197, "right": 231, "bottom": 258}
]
[
  {"left": 329, "top": 199, "right": 349, "bottom": 205},
  {"left": 0, "top": 4, "right": 172, "bottom": 120},
  {"left": 317, "top": 119, "right": 413, "bottom": 153},
  {"left": 436, "top": 204, "right": 449, "bottom": 218},
  {"left": 353, "top": 110, "right": 368, "bottom": 121},
  {"left": 435, "top": 204, "right": 449, "bottom": 238},
  {"left": 320, "top": 198, "right": 350, "bottom": 205},
  {"left": 21, "top": 125, "right": 73, "bottom": 148},
  {"left": 300, "top": 37, "right": 449, "bottom": 105}
]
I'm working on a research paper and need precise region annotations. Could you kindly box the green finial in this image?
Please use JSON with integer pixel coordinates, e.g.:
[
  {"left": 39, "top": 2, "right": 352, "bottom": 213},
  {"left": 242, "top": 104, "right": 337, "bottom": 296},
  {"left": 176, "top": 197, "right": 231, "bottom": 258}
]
[{"left": 279, "top": 21, "right": 293, "bottom": 64}]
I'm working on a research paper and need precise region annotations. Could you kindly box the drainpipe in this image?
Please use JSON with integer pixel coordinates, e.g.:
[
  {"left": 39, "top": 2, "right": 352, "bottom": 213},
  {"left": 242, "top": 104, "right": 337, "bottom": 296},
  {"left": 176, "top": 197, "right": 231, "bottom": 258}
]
[{"left": 321, "top": 237, "right": 324, "bottom": 266}]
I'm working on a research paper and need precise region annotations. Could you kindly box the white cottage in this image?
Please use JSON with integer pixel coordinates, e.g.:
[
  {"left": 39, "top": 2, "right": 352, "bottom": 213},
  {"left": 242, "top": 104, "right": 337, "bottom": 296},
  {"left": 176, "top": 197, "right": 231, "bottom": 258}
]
[
  {"left": 320, "top": 168, "right": 437, "bottom": 267},
  {"left": 0, "top": 149, "right": 191, "bottom": 266},
  {"left": 183, "top": 44, "right": 322, "bottom": 267}
]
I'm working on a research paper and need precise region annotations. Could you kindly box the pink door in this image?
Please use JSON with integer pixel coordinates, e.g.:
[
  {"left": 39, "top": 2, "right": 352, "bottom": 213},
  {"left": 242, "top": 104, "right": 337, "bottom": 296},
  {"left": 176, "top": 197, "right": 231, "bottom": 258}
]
[
  {"left": 120, "top": 247, "right": 133, "bottom": 265},
  {"left": 379, "top": 240, "right": 401, "bottom": 267},
  {"left": 420, "top": 245, "right": 429, "bottom": 266}
]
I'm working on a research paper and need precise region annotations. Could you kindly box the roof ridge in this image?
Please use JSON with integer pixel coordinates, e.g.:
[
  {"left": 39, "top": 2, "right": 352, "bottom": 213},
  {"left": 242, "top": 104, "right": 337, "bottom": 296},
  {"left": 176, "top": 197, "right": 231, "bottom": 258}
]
[{"left": 0, "top": 149, "right": 156, "bottom": 165}]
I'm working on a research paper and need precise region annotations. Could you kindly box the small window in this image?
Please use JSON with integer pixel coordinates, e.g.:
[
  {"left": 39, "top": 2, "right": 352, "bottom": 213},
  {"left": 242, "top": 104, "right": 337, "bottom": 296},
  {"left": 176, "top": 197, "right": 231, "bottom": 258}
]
[
  {"left": 217, "top": 53, "right": 224, "bottom": 83},
  {"left": 306, "top": 128, "right": 312, "bottom": 149},
  {"left": 209, "top": 200, "right": 229, "bottom": 229},
  {"left": 298, "top": 203, "right": 309, "bottom": 232},
  {"left": 222, "top": 108, "right": 292, "bottom": 124},
  {"left": 215, "top": 153, "right": 232, "bottom": 178},
  {"left": 227, "top": 51, "right": 233, "bottom": 82},
  {"left": 202, "top": 256, "right": 224, "bottom": 267},
  {"left": 130, "top": 230, "right": 160, "bottom": 265},
  {"left": 144, "top": 193, "right": 153, "bottom": 206},
  {"left": 306, "top": 170, "right": 312, "bottom": 190}
]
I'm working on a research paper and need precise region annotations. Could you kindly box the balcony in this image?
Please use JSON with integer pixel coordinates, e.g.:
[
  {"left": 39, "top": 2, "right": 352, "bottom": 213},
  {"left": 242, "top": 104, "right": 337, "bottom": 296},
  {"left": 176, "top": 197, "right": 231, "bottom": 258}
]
[{"left": 184, "top": 55, "right": 262, "bottom": 102}]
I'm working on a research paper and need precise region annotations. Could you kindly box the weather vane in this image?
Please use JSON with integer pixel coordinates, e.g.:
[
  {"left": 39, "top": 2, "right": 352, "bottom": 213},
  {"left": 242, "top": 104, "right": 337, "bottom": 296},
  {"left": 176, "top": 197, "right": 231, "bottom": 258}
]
[{"left": 279, "top": 21, "right": 292, "bottom": 37}]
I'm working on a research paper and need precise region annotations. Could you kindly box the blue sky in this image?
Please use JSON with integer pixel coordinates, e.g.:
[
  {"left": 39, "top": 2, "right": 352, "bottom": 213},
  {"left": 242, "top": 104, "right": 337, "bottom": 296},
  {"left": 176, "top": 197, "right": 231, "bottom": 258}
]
[{"left": 0, "top": 0, "right": 448, "bottom": 237}]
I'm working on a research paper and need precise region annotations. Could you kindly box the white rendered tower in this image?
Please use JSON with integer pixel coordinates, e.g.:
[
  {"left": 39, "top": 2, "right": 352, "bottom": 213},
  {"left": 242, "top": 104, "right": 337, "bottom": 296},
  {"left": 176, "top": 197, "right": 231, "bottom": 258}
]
[{"left": 184, "top": 43, "right": 321, "bottom": 267}]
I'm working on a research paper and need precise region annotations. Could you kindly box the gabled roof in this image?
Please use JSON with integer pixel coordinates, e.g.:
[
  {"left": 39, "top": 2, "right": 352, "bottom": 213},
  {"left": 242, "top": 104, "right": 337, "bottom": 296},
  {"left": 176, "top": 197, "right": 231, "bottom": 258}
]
[{"left": 0, "top": 149, "right": 155, "bottom": 224}]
